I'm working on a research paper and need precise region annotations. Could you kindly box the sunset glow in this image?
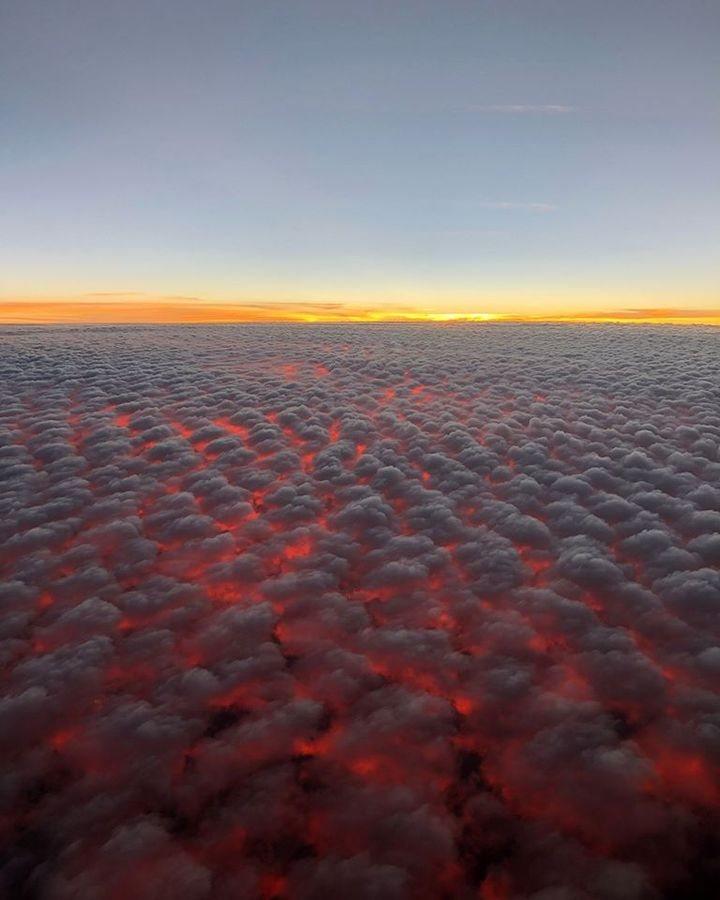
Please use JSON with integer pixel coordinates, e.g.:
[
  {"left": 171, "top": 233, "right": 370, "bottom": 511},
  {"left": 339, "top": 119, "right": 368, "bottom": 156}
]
[{"left": 3, "top": 297, "right": 720, "bottom": 326}]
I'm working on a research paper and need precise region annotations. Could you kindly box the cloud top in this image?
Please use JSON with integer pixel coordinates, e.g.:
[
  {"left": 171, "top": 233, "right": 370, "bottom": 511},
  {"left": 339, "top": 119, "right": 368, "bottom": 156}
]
[{"left": 0, "top": 323, "right": 718, "bottom": 899}]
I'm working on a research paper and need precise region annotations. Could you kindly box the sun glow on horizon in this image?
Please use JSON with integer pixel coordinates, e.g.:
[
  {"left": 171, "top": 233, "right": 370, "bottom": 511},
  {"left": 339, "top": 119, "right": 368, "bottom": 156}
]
[
  {"left": 2, "top": 293, "right": 720, "bottom": 328},
  {"left": 2, "top": 297, "right": 720, "bottom": 327}
]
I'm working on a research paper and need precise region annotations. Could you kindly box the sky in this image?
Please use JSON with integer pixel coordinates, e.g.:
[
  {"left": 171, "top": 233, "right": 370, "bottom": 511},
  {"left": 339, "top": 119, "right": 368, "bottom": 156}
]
[{"left": 1, "top": 0, "right": 719, "bottom": 323}]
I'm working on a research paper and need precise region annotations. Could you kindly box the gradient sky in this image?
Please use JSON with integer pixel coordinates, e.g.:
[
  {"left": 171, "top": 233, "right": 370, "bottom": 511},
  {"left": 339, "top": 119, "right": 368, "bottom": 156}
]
[{"left": 1, "top": 0, "right": 719, "bottom": 321}]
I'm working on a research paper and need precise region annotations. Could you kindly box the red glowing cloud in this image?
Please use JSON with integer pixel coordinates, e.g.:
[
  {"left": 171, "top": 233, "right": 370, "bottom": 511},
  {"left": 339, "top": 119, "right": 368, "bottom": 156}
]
[{"left": 0, "top": 323, "right": 718, "bottom": 899}]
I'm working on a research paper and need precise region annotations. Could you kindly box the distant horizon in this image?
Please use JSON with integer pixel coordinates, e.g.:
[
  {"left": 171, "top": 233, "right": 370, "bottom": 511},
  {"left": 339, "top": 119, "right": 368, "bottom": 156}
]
[{"left": 2, "top": 299, "right": 720, "bottom": 327}]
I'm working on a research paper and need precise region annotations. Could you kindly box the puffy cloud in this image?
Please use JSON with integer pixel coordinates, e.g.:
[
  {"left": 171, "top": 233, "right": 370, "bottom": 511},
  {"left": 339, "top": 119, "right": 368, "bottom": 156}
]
[{"left": 1, "top": 323, "right": 719, "bottom": 898}]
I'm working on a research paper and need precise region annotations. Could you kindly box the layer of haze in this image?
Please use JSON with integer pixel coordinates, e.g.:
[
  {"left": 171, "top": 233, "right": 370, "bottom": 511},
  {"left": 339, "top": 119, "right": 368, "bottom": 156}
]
[{"left": 1, "top": 0, "right": 719, "bottom": 322}]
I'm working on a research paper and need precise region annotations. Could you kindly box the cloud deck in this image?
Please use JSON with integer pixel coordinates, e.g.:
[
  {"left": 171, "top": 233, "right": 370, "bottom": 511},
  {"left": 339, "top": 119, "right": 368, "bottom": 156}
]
[{"left": 1, "top": 324, "right": 718, "bottom": 899}]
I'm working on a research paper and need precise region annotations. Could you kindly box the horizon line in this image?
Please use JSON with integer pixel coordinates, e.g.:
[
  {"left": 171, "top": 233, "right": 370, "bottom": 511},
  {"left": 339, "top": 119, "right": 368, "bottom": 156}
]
[{"left": 2, "top": 298, "right": 720, "bottom": 327}]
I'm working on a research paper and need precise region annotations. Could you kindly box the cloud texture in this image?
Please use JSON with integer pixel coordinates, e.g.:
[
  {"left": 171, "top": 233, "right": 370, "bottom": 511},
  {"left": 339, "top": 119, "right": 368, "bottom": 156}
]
[{"left": 1, "top": 323, "right": 719, "bottom": 899}]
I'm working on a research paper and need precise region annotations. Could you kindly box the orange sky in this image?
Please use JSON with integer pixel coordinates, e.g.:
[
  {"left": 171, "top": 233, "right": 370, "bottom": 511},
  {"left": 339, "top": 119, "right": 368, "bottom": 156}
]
[{"left": 2, "top": 296, "right": 720, "bottom": 326}]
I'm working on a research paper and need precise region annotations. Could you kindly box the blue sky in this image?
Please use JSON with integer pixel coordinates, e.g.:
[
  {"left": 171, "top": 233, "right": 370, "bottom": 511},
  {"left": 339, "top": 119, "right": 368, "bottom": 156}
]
[{"left": 1, "top": 0, "right": 718, "bottom": 319}]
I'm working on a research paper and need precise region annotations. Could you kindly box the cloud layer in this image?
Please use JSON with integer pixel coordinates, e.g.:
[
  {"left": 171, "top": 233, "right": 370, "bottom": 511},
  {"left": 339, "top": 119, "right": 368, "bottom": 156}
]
[{"left": 1, "top": 323, "right": 719, "bottom": 899}]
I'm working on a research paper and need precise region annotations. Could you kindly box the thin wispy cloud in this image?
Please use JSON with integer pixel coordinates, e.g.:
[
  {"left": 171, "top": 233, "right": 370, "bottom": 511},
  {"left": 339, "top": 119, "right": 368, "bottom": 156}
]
[
  {"left": 474, "top": 104, "right": 575, "bottom": 114},
  {"left": 479, "top": 201, "right": 558, "bottom": 212},
  {"left": 570, "top": 307, "right": 720, "bottom": 320}
]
